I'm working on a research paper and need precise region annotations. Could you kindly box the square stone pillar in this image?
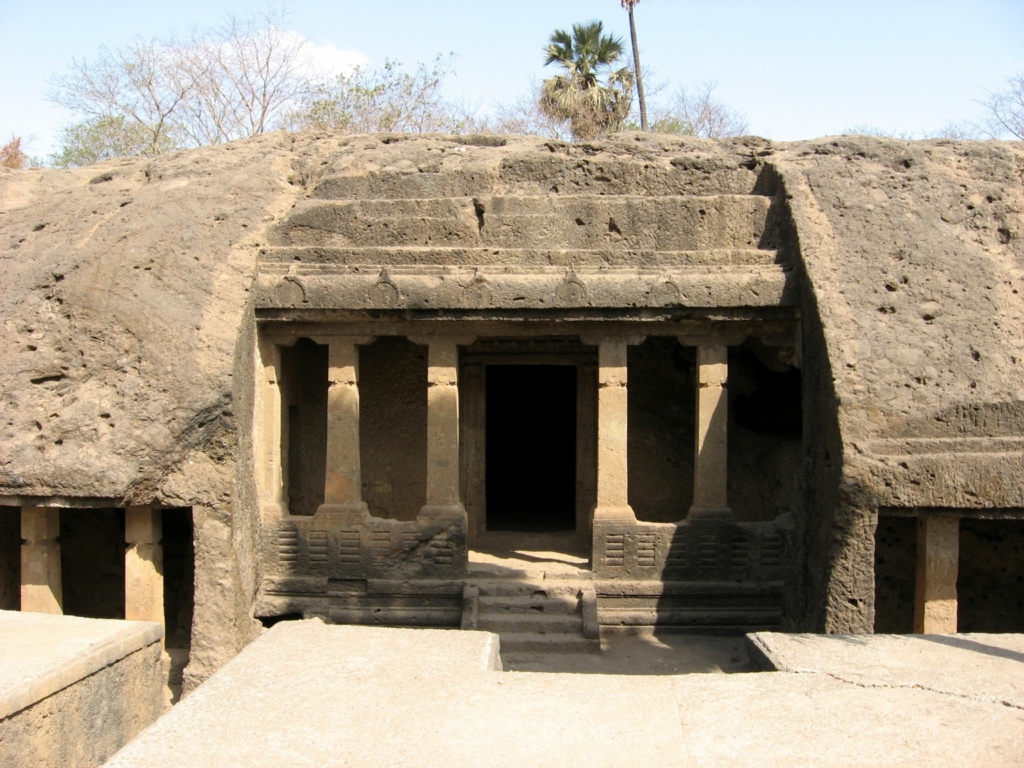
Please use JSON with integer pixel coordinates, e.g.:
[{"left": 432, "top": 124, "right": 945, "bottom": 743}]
[
  {"left": 21, "top": 507, "right": 61, "bottom": 614},
  {"left": 413, "top": 337, "right": 474, "bottom": 522},
  {"left": 125, "top": 507, "right": 164, "bottom": 625},
  {"left": 914, "top": 515, "right": 959, "bottom": 634},
  {"left": 315, "top": 336, "right": 374, "bottom": 518},
  {"left": 588, "top": 338, "right": 637, "bottom": 522},
  {"left": 125, "top": 506, "right": 174, "bottom": 708},
  {"left": 689, "top": 344, "right": 732, "bottom": 519},
  {"left": 257, "top": 338, "right": 286, "bottom": 519}
]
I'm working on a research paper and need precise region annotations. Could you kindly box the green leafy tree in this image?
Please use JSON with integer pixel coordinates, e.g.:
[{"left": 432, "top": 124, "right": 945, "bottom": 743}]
[
  {"left": 621, "top": 1, "right": 648, "bottom": 131},
  {"left": 539, "top": 21, "right": 634, "bottom": 141},
  {"left": 49, "top": 116, "right": 175, "bottom": 168}
]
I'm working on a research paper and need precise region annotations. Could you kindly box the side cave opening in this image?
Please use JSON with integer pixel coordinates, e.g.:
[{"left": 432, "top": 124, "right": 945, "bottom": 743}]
[
  {"left": 874, "top": 515, "right": 1024, "bottom": 633},
  {"left": 280, "top": 338, "right": 328, "bottom": 516},
  {"left": 628, "top": 338, "right": 694, "bottom": 522},
  {"left": 727, "top": 343, "right": 802, "bottom": 523},
  {"left": 163, "top": 507, "right": 194, "bottom": 698},
  {"left": 873, "top": 515, "right": 916, "bottom": 633},
  {"left": 486, "top": 365, "right": 577, "bottom": 532},
  {"left": 0, "top": 506, "right": 19, "bottom": 610},
  {"left": 360, "top": 337, "right": 428, "bottom": 520},
  {"left": 60, "top": 508, "right": 125, "bottom": 619},
  {"left": 958, "top": 519, "right": 1024, "bottom": 632},
  {"left": 625, "top": 338, "right": 802, "bottom": 523}
]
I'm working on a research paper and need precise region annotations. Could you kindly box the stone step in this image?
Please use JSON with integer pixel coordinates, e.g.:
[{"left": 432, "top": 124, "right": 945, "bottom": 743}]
[
  {"left": 269, "top": 195, "right": 773, "bottom": 251},
  {"left": 477, "top": 594, "right": 580, "bottom": 615},
  {"left": 310, "top": 159, "right": 760, "bottom": 200},
  {"left": 328, "top": 606, "right": 462, "bottom": 627},
  {"left": 258, "top": 246, "right": 783, "bottom": 269},
  {"left": 598, "top": 607, "right": 782, "bottom": 628},
  {"left": 469, "top": 579, "right": 584, "bottom": 599},
  {"left": 478, "top": 613, "right": 584, "bottom": 634},
  {"left": 495, "top": 632, "right": 599, "bottom": 655}
]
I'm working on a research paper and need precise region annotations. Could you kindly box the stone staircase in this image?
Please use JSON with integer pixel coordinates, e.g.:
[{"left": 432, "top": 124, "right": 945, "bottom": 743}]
[{"left": 462, "top": 578, "right": 600, "bottom": 657}]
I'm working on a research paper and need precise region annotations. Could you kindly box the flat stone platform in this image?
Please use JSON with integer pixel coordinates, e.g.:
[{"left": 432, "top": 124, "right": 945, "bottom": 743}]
[
  {"left": 106, "top": 621, "right": 1024, "bottom": 767},
  {"left": 747, "top": 630, "right": 1024, "bottom": 709},
  {"left": 0, "top": 610, "right": 165, "bottom": 768}
]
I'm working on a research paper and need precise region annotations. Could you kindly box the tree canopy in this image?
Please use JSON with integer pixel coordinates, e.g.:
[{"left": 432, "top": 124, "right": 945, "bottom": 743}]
[
  {"left": 47, "top": 9, "right": 316, "bottom": 166},
  {"left": 539, "top": 21, "right": 634, "bottom": 141}
]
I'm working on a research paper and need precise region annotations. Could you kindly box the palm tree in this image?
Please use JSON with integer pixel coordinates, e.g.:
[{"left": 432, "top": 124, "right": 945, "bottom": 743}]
[
  {"left": 539, "top": 21, "right": 634, "bottom": 141},
  {"left": 621, "top": 0, "right": 648, "bottom": 131}
]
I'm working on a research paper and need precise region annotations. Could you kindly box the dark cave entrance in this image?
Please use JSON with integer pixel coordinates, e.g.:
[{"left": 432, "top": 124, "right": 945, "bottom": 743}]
[
  {"left": 60, "top": 509, "right": 125, "bottom": 619},
  {"left": 485, "top": 365, "right": 577, "bottom": 532}
]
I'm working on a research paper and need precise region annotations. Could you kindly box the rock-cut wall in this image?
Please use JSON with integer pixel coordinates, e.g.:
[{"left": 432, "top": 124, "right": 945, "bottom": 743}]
[
  {"left": 0, "top": 132, "right": 312, "bottom": 688},
  {"left": 767, "top": 137, "right": 1024, "bottom": 631},
  {"left": 1, "top": 131, "right": 1022, "bottom": 676}
]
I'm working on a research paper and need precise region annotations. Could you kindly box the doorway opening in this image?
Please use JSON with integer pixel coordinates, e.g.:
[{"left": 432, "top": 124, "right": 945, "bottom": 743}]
[{"left": 486, "top": 365, "right": 577, "bottom": 532}]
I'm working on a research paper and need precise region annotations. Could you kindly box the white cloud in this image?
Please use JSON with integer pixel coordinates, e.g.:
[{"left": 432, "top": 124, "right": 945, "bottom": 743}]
[
  {"left": 276, "top": 31, "right": 368, "bottom": 79},
  {"left": 306, "top": 39, "right": 369, "bottom": 76}
]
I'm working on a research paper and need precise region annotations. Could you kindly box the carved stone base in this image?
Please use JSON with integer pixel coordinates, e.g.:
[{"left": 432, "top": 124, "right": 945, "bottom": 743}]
[
  {"left": 418, "top": 504, "right": 468, "bottom": 524},
  {"left": 315, "top": 502, "right": 371, "bottom": 522},
  {"left": 593, "top": 505, "right": 637, "bottom": 522},
  {"left": 687, "top": 506, "right": 734, "bottom": 521}
]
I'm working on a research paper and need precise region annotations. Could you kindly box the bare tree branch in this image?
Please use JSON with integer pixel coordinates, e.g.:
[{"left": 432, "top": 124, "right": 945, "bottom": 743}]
[
  {"left": 48, "top": 7, "right": 318, "bottom": 163},
  {"left": 980, "top": 73, "right": 1024, "bottom": 140},
  {"left": 651, "top": 81, "right": 748, "bottom": 138}
]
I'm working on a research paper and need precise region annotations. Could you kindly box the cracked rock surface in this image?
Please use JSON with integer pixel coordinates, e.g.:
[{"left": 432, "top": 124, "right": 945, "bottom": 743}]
[{"left": 749, "top": 630, "right": 1024, "bottom": 709}]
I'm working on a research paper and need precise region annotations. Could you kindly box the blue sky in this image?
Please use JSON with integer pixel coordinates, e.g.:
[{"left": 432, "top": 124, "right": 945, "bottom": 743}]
[{"left": 2, "top": 0, "right": 1022, "bottom": 158}]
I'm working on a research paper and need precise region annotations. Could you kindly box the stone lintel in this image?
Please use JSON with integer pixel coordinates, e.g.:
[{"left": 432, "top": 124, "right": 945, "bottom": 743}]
[
  {"left": 580, "top": 334, "right": 646, "bottom": 349},
  {"left": 408, "top": 335, "right": 478, "bottom": 349},
  {"left": 253, "top": 266, "right": 799, "bottom": 311},
  {"left": 677, "top": 334, "right": 748, "bottom": 348},
  {"left": 914, "top": 515, "right": 959, "bottom": 634}
]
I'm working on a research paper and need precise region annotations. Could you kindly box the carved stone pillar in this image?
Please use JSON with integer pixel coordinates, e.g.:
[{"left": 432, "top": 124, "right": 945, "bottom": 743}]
[
  {"left": 257, "top": 338, "right": 286, "bottom": 519},
  {"left": 914, "top": 515, "right": 959, "bottom": 634},
  {"left": 413, "top": 337, "right": 474, "bottom": 522},
  {"left": 125, "top": 506, "right": 173, "bottom": 707},
  {"left": 689, "top": 344, "right": 732, "bottom": 519},
  {"left": 584, "top": 338, "right": 641, "bottom": 522},
  {"left": 21, "top": 507, "right": 61, "bottom": 614},
  {"left": 125, "top": 507, "right": 164, "bottom": 625},
  {"left": 315, "top": 336, "right": 374, "bottom": 518}
]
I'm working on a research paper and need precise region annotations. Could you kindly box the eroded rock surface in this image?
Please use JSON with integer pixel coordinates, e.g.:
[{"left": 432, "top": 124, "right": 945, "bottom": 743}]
[{"left": 2, "top": 131, "right": 1022, "bottom": 679}]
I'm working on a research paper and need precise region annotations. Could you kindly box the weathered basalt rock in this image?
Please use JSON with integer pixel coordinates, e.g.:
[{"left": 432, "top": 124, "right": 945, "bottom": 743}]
[{"left": 1, "top": 131, "right": 1021, "bottom": 678}]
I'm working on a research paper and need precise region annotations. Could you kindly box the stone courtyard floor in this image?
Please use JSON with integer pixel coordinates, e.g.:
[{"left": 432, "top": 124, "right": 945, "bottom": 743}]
[
  {"left": 105, "top": 621, "right": 1024, "bottom": 767},
  {"left": 101, "top": 535, "right": 1024, "bottom": 766}
]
